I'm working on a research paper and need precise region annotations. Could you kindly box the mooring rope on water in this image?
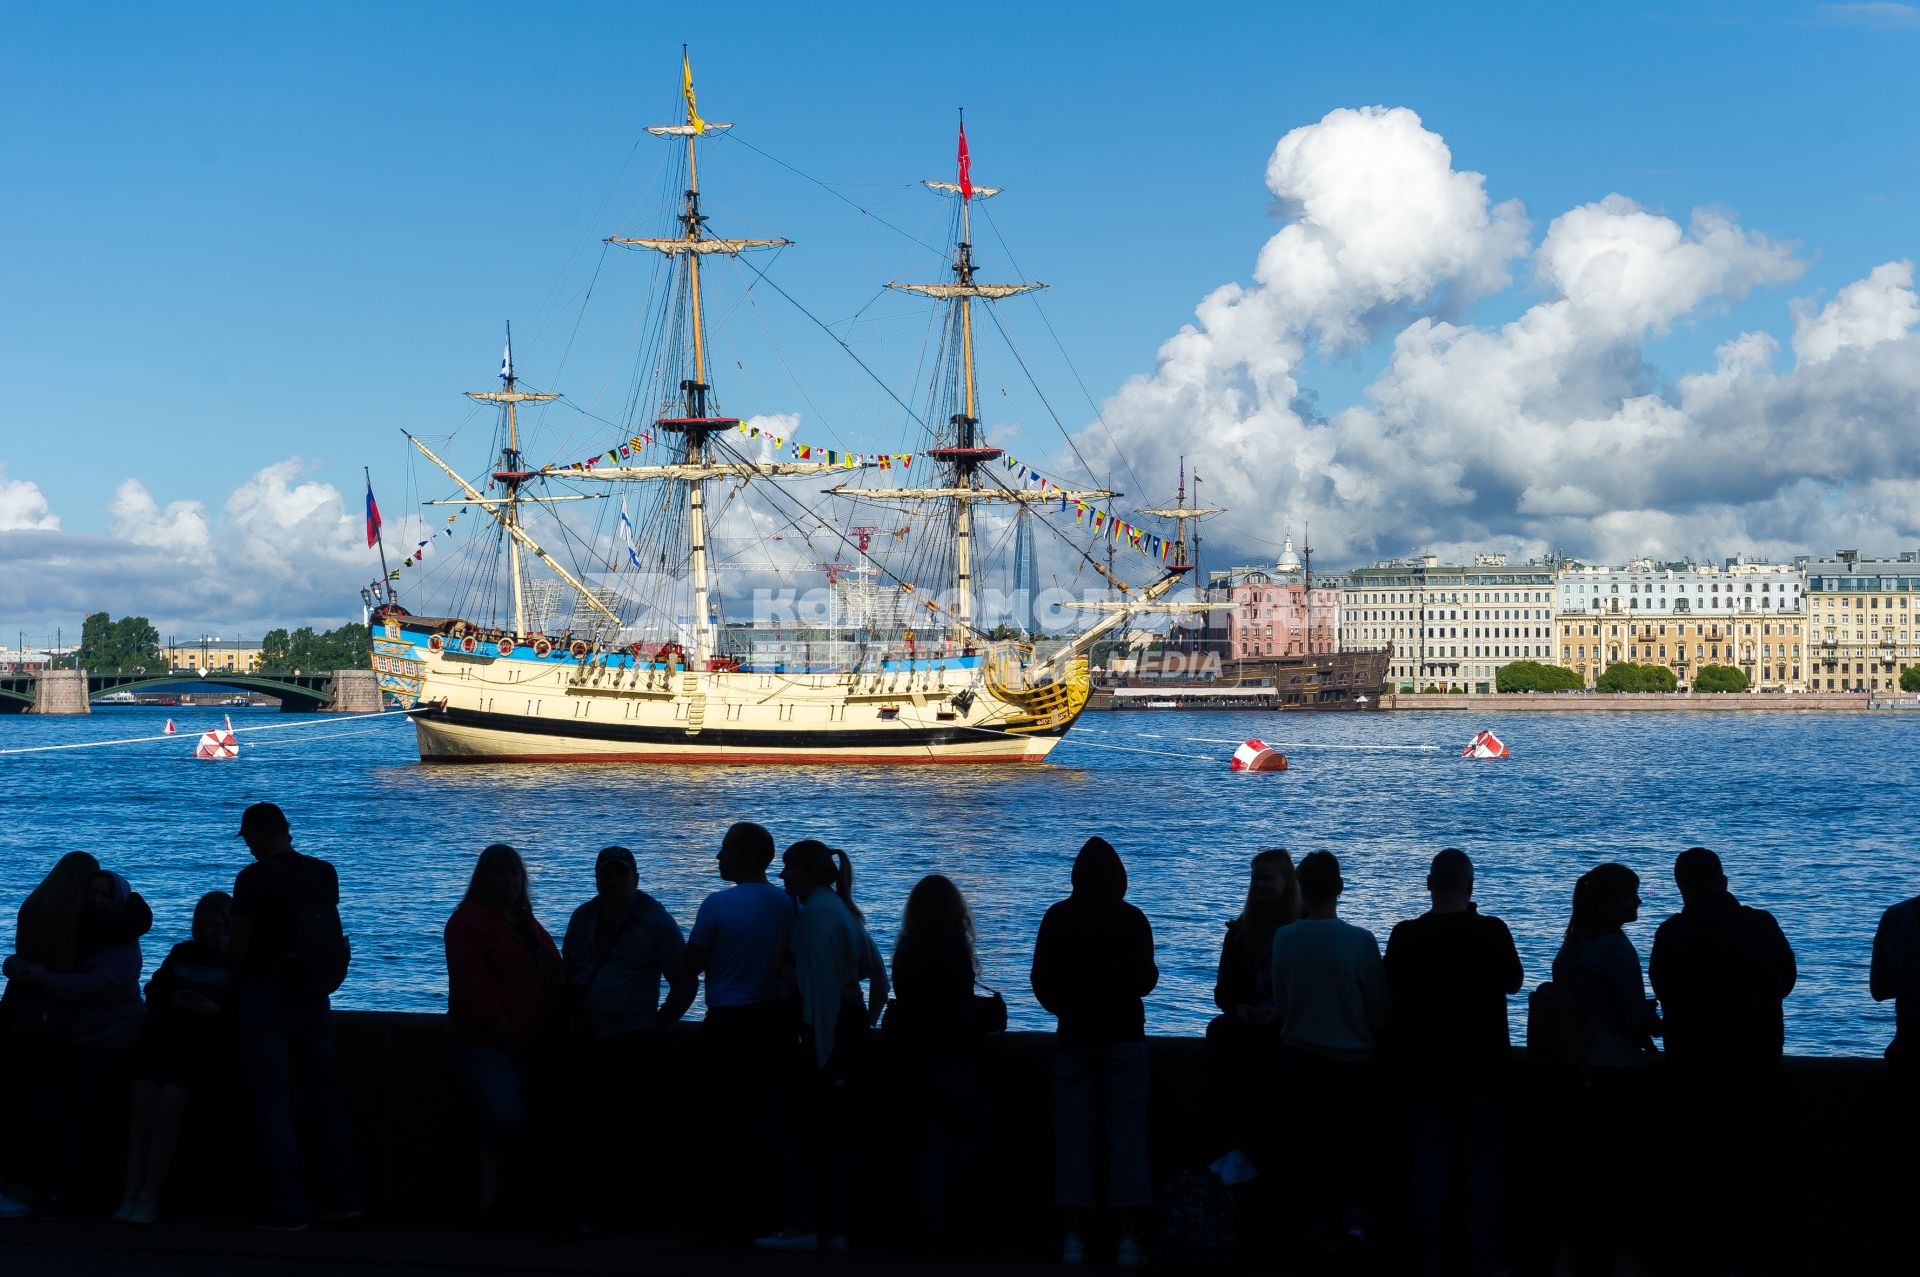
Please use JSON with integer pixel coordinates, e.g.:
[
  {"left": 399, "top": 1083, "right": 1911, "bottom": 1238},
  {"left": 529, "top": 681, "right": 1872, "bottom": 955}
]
[
  {"left": 0, "top": 710, "right": 415, "bottom": 756},
  {"left": 951, "top": 722, "right": 1217, "bottom": 763},
  {"left": 1069, "top": 728, "right": 1444, "bottom": 754}
]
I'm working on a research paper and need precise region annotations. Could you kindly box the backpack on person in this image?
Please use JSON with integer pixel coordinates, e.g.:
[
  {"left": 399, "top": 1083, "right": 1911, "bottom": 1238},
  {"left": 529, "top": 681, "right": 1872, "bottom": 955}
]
[{"left": 283, "top": 857, "right": 350, "bottom": 998}]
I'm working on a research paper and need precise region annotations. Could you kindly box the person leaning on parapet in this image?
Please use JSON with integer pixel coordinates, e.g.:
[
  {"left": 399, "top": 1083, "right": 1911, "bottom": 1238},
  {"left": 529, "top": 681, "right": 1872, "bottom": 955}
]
[
  {"left": 756, "top": 839, "right": 888, "bottom": 1255},
  {"left": 443, "top": 843, "right": 563, "bottom": 1223},
  {"left": 1207, "top": 848, "right": 1299, "bottom": 1172},
  {"left": 1871, "top": 885, "right": 1920, "bottom": 1201},
  {"left": 1874, "top": 887, "right": 1920, "bottom": 1088},
  {"left": 1269, "top": 849, "right": 1390, "bottom": 1261},
  {"left": 1031, "top": 835, "right": 1158, "bottom": 1268},
  {"left": 117, "top": 889, "right": 237, "bottom": 1226},
  {"left": 1552, "top": 862, "right": 1659, "bottom": 1277},
  {"left": 559, "top": 844, "right": 694, "bottom": 1225},
  {"left": 678, "top": 820, "right": 799, "bottom": 1243},
  {"left": 1647, "top": 846, "right": 1796, "bottom": 1272},
  {"left": 885, "top": 873, "right": 998, "bottom": 1246},
  {"left": 0, "top": 855, "right": 152, "bottom": 1220},
  {"left": 1384, "top": 848, "right": 1523, "bottom": 1277},
  {"left": 228, "top": 801, "right": 358, "bottom": 1231}
]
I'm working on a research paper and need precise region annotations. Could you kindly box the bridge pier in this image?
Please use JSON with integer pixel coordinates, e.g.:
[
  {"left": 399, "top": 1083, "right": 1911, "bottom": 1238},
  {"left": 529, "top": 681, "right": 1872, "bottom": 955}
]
[
  {"left": 327, "top": 669, "right": 383, "bottom": 713},
  {"left": 31, "top": 668, "right": 91, "bottom": 715}
]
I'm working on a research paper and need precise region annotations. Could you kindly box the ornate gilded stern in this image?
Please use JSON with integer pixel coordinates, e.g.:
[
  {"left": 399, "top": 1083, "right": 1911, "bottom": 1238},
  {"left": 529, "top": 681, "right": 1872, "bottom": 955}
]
[
  {"left": 986, "top": 652, "right": 1090, "bottom": 733},
  {"left": 370, "top": 616, "right": 425, "bottom": 708}
]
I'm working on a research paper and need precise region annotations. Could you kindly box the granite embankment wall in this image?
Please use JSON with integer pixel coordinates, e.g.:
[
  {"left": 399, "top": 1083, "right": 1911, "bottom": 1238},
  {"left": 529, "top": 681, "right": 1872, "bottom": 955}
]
[
  {"left": 129, "top": 1013, "right": 1907, "bottom": 1267},
  {"left": 1383, "top": 690, "right": 1902, "bottom": 711}
]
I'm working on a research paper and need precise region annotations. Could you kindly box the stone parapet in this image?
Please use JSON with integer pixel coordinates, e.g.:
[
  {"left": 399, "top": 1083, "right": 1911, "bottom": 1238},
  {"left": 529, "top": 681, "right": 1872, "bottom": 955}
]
[
  {"left": 63, "top": 1013, "right": 1902, "bottom": 1271},
  {"left": 1384, "top": 690, "right": 1881, "bottom": 710},
  {"left": 29, "top": 667, "right": 91, "bottom": 714}
]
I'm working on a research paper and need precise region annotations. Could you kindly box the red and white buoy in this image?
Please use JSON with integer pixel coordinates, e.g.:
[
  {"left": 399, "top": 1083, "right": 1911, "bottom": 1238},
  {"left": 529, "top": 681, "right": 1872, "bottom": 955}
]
[
  {"left": 163, "top": 719, "right": 177, "bottom": 735},
  {"left": 193, "top": 719, "right": 240, "bottom": 760},
  {"left": 1462, "top": 729, "right": 1510, "bottom": 759},
  {"left": 1229, "top": 739, "right": 1289, "bottom": 772}
]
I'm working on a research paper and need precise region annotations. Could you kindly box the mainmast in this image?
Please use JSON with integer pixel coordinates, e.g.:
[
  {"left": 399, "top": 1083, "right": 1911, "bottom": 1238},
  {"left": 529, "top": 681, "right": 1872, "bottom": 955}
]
[
  {"left": 602, "top": 51, "right": 791, "bottom": 666},
  {"left": 464, "top": 324, "right": 559, "bottom": 634}
]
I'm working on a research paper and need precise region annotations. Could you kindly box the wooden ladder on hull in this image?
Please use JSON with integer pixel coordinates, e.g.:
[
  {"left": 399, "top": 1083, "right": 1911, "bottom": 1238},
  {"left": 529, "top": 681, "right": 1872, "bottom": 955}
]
[{"left": 682, "top": 672, "right": 706, "bottom": 735}]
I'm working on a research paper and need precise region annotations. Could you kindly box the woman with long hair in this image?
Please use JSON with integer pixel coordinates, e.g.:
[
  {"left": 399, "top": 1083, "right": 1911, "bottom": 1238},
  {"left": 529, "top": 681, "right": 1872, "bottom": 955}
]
[
  {"left": 1552, "top": 862, "right": 1660, "bottom": 1277},
  {"left": 888, "top": 874, "right": 989, "bottom": 1241},
  {"left": 1214, "top": 848, "right": 1301, "bottom": 1030},
  {"left": 443, "top": 843, "right": 563, "bottom": 1216},
  {"left": 1206, "top": 849, "right": 1299, "bottom": 1180},
  {"left": 757, "top": 839, "right": 888, "bottom": 1253},
  {"left": 2, "top": 858, "right": 152, "bottom": 1218}
]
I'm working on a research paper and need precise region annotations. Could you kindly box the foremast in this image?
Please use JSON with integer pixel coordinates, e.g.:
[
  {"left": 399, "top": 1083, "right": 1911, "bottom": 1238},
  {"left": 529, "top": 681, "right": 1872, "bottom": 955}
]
[{"left": 462, "top": 325, "right": 559, "bottom": 634}]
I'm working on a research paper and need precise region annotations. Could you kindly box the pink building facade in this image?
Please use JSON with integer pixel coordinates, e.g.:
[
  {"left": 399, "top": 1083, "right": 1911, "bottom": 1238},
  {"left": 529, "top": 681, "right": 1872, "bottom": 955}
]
[{"left": 1205, "top": 542, "right": 1342, "bottom": 658}]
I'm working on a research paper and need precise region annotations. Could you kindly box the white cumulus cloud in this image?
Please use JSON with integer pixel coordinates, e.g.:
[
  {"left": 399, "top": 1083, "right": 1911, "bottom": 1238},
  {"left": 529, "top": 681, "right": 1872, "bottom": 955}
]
[
  {"left": 0, "top": 465, "right": 60, "bottom": 532},
  {"left": 1791, "top": 260, "right": 1920, "bottom": 362},
  {"left": 1073, "top": 105, "right": 1920, "bottom": 570}
]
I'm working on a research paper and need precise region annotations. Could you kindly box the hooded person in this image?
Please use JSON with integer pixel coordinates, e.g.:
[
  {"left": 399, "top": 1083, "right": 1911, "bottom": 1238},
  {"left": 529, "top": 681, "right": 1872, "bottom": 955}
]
[{"left": 1030, "top": 836, "right": 1158, "bottom": 1266}]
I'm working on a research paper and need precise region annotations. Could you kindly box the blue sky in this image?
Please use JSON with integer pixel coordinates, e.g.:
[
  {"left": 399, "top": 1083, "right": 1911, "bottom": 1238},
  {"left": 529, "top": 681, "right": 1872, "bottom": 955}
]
[{"left": 3, "top": 2, "right": 1918, "bottom": 632}]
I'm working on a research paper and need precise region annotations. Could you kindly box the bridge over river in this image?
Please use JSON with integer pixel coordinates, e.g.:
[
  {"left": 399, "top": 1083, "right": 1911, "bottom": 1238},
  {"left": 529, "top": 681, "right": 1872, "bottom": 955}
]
[{"left": 0, "top": 667, "right": 382, "bottom": 714}]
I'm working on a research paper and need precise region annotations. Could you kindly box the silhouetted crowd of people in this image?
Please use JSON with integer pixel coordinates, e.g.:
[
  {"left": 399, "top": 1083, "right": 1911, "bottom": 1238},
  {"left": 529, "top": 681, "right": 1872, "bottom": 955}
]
[{"left": 2, "top": 804, "right": 1918, "bottom": 1275}]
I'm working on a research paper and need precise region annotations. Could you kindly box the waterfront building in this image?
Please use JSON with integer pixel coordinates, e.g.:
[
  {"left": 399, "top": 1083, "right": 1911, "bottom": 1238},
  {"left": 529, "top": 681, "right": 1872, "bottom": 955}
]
[
  {"left": 1798, "top": 549, "right": 1920, "bottom": 692},
  {"left": 1202, "top": 534, "right": 1340, "bottom": 659},
  {"left": 0, "top": 647, "right": 55, "bottom": 672},
  {"left": 1554, "top": 559, "right": 1806, "bottom": 690},
  {"left": 160, "top": 639, "right": 264, "bottom": 673},
  {"left": 1338, "top": 553, "right": 1556, "bottom": 692}
]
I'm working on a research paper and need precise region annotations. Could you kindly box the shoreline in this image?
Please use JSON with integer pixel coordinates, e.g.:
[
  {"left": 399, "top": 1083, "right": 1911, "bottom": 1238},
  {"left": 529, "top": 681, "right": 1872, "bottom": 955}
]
[{"left": 1380, "top": 690, "right": 1918, "bottom": 711}]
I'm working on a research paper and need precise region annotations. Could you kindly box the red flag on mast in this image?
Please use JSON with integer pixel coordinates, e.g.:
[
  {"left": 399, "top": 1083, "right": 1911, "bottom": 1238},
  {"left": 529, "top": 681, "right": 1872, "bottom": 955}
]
[{"left": 957, "top": 119, "right": 973, "bottom": 201}]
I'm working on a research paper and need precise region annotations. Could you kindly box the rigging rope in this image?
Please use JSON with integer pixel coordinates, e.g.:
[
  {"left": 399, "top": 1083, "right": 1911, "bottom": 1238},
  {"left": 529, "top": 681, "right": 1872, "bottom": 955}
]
[{"left": 0, "top": 710, "right": 414, "bottom": 756}]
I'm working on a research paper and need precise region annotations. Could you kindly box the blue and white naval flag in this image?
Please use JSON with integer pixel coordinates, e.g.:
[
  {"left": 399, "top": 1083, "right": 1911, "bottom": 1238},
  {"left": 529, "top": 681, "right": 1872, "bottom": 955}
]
[
  {"left": 619, "top": 498, "right": 640, "bottom": 569},
  {"left": 499, "top": 333, "right": 513, "bottom": 383}
]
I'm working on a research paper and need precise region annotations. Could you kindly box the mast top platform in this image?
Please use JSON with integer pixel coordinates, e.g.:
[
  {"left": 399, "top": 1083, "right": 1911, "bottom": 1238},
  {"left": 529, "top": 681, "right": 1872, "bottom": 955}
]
[
  {"left": 927, "top": 446, "right": 1004, "bottom": 463},
  {"left": 656, "top": 416, "right": 742, "bottom": 433}
]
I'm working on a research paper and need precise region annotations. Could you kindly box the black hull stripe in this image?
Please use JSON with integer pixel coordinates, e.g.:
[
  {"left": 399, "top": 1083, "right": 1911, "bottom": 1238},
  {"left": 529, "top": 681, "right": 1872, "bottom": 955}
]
[{"left": 423, "top": 704, "right": 1074, "bottom": 749}]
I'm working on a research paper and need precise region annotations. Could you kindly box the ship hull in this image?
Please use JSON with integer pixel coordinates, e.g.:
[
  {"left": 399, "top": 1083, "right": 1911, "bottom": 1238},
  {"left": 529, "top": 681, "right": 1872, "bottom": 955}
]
[{"left": 372, "top": 613, "right": 1083, "bottom": 765}]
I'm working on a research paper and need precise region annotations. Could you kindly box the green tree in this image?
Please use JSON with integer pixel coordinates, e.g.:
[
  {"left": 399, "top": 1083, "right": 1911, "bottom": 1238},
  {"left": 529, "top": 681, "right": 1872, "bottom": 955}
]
[
  {"left": 73, "top": 612, "right": 162, "bottom": 671},
  {"left": 1595, "top": 661, "right": 1678, "bottom": 693},
  {"left": 1901, "top": 665, "right": 1920, "bottom": 693},
  {"left": 260, "top": 623, "right": 370, "bottom": 670},
  {"left": 1497, "top": 660, "right": 1586, "bottom": 693},
  {"left": 1692, "top": 664, "right": 1749, "bottom": 693}
]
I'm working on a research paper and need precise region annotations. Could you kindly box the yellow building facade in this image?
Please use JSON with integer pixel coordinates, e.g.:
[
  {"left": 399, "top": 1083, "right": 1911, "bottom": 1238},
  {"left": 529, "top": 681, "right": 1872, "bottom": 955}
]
[
  {"left": 160, "top": 640, "right": 264, "bottom": 673},
  {"left": 1802, "top": 551, "right": 1920, "bottom": 692},
  {"left": 1556, "top": 614, "right": 1805, "bottom": 690}
]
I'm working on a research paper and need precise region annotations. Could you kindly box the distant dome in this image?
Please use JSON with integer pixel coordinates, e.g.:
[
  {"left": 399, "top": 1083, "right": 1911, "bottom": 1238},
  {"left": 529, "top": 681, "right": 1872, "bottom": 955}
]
[{"left": 1277, "top": 533, "right": 1301, "bottom": 570}]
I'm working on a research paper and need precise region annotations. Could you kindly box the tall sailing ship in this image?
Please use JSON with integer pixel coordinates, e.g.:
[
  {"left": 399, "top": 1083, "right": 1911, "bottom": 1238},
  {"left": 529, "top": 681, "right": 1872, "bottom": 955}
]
[{"left": 369, "top": 57, "right": 1194, "bottom": 763}]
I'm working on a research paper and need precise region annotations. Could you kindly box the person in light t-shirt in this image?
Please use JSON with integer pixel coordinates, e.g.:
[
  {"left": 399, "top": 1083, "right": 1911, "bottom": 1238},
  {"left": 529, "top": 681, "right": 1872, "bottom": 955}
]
[
  {"left": 1268, "top": 849, "right": 1389, "bottom": 1256},
  {"left": 679, "top": 822, "right": 797, "bottom": 1240}
]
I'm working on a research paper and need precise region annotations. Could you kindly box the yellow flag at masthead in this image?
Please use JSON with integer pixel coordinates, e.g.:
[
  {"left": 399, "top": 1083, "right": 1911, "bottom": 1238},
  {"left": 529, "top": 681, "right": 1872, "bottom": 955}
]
[{"left": 682, "top": 51, "right": 705, "bottom": 134}]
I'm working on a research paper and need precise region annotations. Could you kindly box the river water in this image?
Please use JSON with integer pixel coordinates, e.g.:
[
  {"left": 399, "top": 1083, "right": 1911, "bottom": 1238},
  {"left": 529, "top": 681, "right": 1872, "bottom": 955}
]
[{"left": 0, "top": 706, "right": 1910, "bottom": 1057}]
